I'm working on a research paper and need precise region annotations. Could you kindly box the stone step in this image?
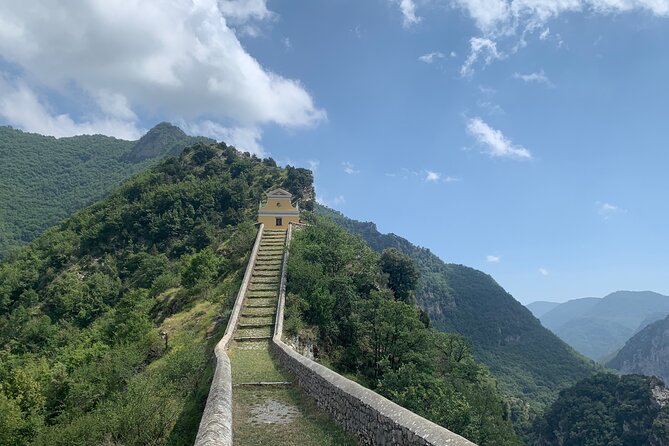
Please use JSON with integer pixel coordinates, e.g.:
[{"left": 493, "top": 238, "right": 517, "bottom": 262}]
[
  {"left": 234, "top": 381, "right": 291, "bottom": 387},
  {"left": 252, "top": 270, "right": 280, "bottom": 276},
  {"left": 249, "top": 282, "right": 279, "bottom": 289},
  {"left": 241, "top": 311, "right": 275, "bottom": 318},
  {"left": 238, "top": 322, "right": 274, "bottom": 329},
  {"left": 250, "top": 279, "right": 279, "bottom": 284},
  {"left": 235, "top": 335, "right": 271, "bottom": 342},
  {"left": 255, "top": 254, "right": 282, "bottom": 259},
  {"left": 246, "top": 291, "right": 279, "bottom": 302},
  {"left": 245, "top": 302, "right": 275, "bottom": 309},
  {"left": 239, "top": 316, "right": 274, "bottom": 325},
  {"left": 245, "top": 297, "right": 276, "bottom": 305}
]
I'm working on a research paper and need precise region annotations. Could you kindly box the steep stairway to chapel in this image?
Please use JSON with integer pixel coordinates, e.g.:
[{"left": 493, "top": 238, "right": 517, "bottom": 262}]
[{"left": 227, "top": 228, "right": 355, "bottom": 445}]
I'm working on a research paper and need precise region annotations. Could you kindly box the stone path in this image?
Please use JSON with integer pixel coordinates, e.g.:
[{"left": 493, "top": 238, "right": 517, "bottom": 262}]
[{"left": 229, "top": 229, "right": 355, "bottom": 446}]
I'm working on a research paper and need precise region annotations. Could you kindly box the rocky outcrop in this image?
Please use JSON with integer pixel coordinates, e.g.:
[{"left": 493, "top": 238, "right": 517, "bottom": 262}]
[{"left": 608, "top": 315, "right": 669, "bottom": 384}]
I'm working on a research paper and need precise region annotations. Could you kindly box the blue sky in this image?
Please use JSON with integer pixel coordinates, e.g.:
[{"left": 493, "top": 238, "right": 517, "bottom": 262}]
[{"left": 0, "top": 1, "right": 668, "bottom": 303}]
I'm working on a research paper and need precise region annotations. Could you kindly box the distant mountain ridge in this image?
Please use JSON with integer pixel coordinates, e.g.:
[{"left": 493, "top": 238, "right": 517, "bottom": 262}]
[
  {"left": 0, "top": 123, "right": 210, "bottom": 258},
  {"left": 608, "top": 314, "right": 669, "bottom": 385},
  {"left": 317, "top": 205, "right": 595, "bottom": 426},
  {"left": 526, "top": 301, "right": 560, "bottom": 318},
  {"left": 531, "top": 291, "right": 669, "bottom": 361}
]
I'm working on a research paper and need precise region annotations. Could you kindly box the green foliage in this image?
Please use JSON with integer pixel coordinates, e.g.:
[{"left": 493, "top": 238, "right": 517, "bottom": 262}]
[
  {"left": 0, "top": 124, "right": 213, "bottom": 259},
  {"left": 287, "top": 216, "right": 521, "bottom": 445},
  {"left": 317, "top": 204, "right": 596, "bottom": 434},
  {"left": 379, "top": 248, "right": 420, "bottom": 303},
  {"left": 0, "top": 142, "right": 301, "bottom": 445},
  {"left": 531, "top": 373, "right": 669, "bottom": 446},
  {"left": 180, "top": 248, "right": 221, "bottom": 289}
]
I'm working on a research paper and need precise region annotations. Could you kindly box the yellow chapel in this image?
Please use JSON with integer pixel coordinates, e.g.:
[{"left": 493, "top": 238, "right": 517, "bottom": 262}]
[{"left": 257, "top": 188, "right": 300, "bottom": 230}]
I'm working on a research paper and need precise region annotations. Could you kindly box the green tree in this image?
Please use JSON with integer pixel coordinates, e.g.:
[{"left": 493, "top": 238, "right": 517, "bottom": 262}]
[
  {"left": 379, "top": 248, "right": 420, "bottom": 303},
  {"left": 180, "top": 248, "right": 220, "bottom": 289}
]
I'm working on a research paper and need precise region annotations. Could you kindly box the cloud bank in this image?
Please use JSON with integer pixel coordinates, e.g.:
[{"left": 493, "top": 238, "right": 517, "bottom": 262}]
[{"left": 0, "top": 0, "right": 324, "bottom": 154}]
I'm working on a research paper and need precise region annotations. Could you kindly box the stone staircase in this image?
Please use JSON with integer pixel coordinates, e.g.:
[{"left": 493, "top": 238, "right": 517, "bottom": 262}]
[
  {"left": 227, "top": 228, "right": 354, "bottom": 445},
  {"left": 233, "top": 229, "right": 285, "bottom": 345}
]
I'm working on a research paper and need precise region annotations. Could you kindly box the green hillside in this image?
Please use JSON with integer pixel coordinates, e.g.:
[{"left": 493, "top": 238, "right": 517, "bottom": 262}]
[
  {"left": 317, "top": 206, "right": 596, "bottom": 429},
  {"left": 286, "top": 215, "right": 521, "bottom": 445},
  {"left": 0, "top": 142, "right": 312, "bottom": 445},
  {"left": 0, "top": 123, "right": 212, "bottom": 259},
  {"left": 531, "top": 373, "right": 669, "bottom": 445}
]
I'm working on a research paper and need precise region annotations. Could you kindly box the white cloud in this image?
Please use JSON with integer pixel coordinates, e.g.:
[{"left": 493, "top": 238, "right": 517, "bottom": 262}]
[
  {"left": 316, "top": 194, "right": 346, "bottom": 207},
  {"left": 397, "top": 0, "right": 422, "bottom": 27},
  {"left": 539, "top": 267, "right": 549, "bottom": 276},
  {"left": 425, "top": 171, "right": 441, "bottom": 182},
  {"left": 513, "top": 69, "right": 555, "bottom": 87},
  {"left": 596, "top": 201, "right": 627, "bottom": 219},
  {"left": 450, "top": 51, "right": 458, "bottom": 57},
  {"left": 486, "top": 255, "right": 501, "bottom": 262},
  {"left": 477, "top": 100, "right": 505, "bottom": 115},
  {"left": 185, "top": 120, "right": 264, "bottom": 155},
  {"left": 461, "top": 37, "right": 503, "bottom": 77},
  {"left": 453, "top": 0, "right": 669, "bottom": 37},
  {"left": 0, "top": 78, "right": 142, "bottom": 139},
  {"left": 218, "top": 0, "right": 273, "bottom": 22},
  {"left": 342, "top": 162, "right": 360, "bottom": 175},
  {"left": 0, "top": 0, "right": 324, "bottom": 140},
  {"left": 419, "top": 52, "right": 445, "bottom": 63},
  {"left": 539, "top": 27, "right": 550, "bottom": 39},
  {"left": 466, "top": 117, "right": 532, "bottom": 160},
  {"left": 308, "top": 160, "right": 320, "bottom": 172}
]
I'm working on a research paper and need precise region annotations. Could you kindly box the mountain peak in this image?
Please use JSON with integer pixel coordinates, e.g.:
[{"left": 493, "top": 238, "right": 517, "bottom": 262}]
[{"left": 124, "top": 122, "right": 190, "bottom": 162}]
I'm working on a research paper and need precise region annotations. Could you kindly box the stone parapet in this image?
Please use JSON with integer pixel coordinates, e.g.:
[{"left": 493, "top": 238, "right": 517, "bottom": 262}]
[{"left": 194, "top": 224, "right": 265, "bottom": 446}]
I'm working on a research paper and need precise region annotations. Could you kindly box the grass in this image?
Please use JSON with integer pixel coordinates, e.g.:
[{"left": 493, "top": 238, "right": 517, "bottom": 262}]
[{"left": 232, "top": 383, "right": 357, "bottom": 446}]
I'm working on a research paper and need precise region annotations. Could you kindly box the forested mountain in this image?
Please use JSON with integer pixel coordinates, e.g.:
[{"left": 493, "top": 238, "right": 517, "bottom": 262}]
[
  {"left": 525, "top": 301, "right": 559, "bottom": 318},
  {"left": 0, "top": 123, "right": 212, "bottom": 259},
  {"left": 608, "top": 314, "right": 669, "bottom": 385},
  {"left": 316, "top": 206, "right": 596, "bottom": 433},
  {"left": 536, "top": 291, "right": 669, "bottom": 361},
  {"left": 286, "top": 216, "right": 521, "bottom": 445},
  {"left": 0, "top": 141, "right": 313, "bottom": 444},
  {"left": 531, "top": 373, "right": 669, "bottom": 445}
]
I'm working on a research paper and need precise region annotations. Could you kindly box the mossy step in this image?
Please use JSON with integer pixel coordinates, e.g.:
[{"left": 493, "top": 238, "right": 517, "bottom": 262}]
[
  {"left": 245, "top": 303, "right": 275, "bottom": 309},
  {"left": 247, "top": 294, "right": 278, "bottom": 300},
  {"left": 234, "top": 381, "right": 291, "bottom": 387},
  {"left": 250, "top": 280, "right": 280, "bottom": 286},
  {"left": 249, "top": 284, "right": 279, "bottom": 292},
  {"left": 241, "top": 310, "right": 275, "bottom": 318},
  {"left": 238, "top": 322, "right": 274, "bottom": 329},
  {"left": 246, "top": 297, "right": 276, "bottom": 305},
  {"left": 247, "top": 287, "right": 278, "bottom": 293},
  {"left": 239, "top": 316, "right": 274, "bottom": 325},
  {"left": 235, "top": 335, "right": 272, "bottom": 341},
  {"left": 252, "top": 272, "right": 280, "bottom": 277},
  {"left": 236, "top": 325, "right": 273, "bottom": 336}
]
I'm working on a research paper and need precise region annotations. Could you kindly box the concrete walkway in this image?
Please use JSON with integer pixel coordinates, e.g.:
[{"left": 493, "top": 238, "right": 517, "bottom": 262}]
[{"left": 229, "top": 229, "right": 355, "bottom": 446}]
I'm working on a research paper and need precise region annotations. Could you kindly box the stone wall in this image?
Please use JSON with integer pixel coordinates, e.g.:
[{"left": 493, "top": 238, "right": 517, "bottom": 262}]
[
  {"left": 271, "top": 224, "right": 476, "bottom": 446},
  {"left": 194, "top": 224, "right": 265, "bottom": 446}
]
